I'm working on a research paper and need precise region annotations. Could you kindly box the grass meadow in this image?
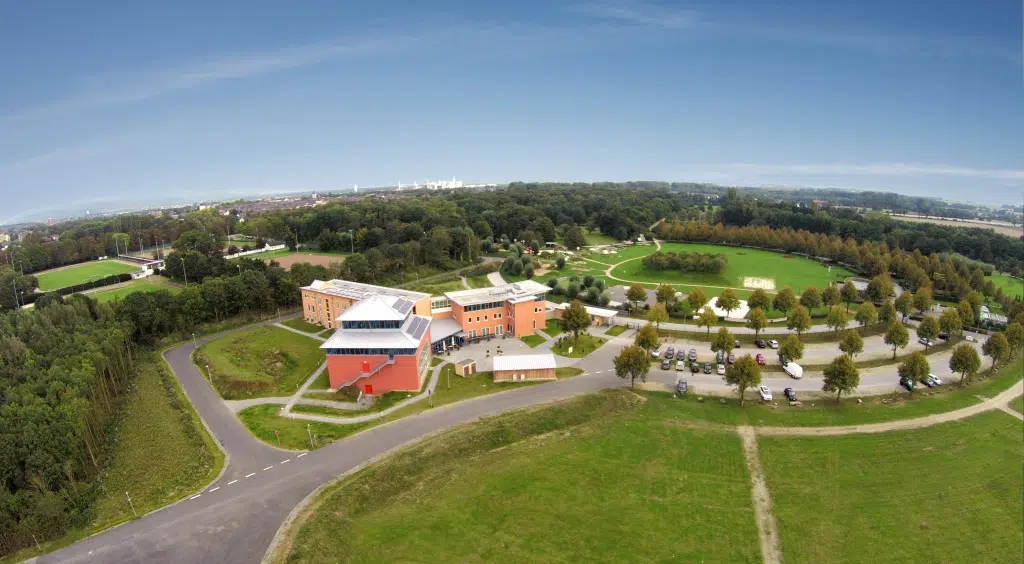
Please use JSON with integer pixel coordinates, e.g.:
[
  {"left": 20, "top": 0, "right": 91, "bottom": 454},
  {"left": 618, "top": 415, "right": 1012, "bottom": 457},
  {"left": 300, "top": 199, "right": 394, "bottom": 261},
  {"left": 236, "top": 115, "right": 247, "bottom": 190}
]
[
  {"left": 36, "top": 260, "right": 138, "bottom": 290},
  {"left": 198, "top": 326, "right": 325, "bottom": 399}
]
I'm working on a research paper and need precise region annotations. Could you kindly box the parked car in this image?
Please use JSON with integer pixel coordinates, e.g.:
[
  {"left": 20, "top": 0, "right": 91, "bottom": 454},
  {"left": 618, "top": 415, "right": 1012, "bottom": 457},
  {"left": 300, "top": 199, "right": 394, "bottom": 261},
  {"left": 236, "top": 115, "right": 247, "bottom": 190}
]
[
  {"left": 716, "top": 363, "right": 726, "bottom": 375},
  {"left": 899, "top": 377, "right": 916, "bottom": 392},
  {"left": 756, "top": 354, "right": 766, "bottom": 365},
  {"left": 661, "top": 359, "right": 671, "bottom": 370},
  {"left": 758, "top": 385, "right": 773, "bottom": 402},
  {"left": 783, "top": 388, "right": 797, "bottom": 401},
  {"left": 676, "top": 380, "right": 688, "bottom": 395},
  {"left": 676, "top": 360, "right": 687, "bottom": 371},
  {"left": 938, "top": 331, "right": 949, "bottom": 340},
  {"left": 665, "top": 347, "right": 675, "bottom": 359},
  {"left": 704, "top": 362, "right": 712, "bottom": 374},
  {"left": 715, "top": 351, "right": 725, "bottom": 364},
  {"left": 966, "top": 335, "right": 977, "bottom": 342},
  {"left": 754, "top": 339, "right": 766, "bottom": 348},
  {"left": 676, "top": 349, "right": 686, "bottom": 360},
  {"left": 651, "top": 347, "right": 662, "bottom": 358},
  {"left": 690, "top": 362, "right": 700, "bottom": 373},
  {"left": 734, "top": 339, "right": 741, "bottom": 348},
  {"left": 767, "top": 339, "right": 779, "bottom": 349},
  {"left": 783, "top": 362, "right": 803, "bottom": 379},
  {"left": 924, "top": 373, "right": 942, "bottom": 387},
  {"left": 688, "top": 348, "right": 698, "bottom": 361},
  {"left": 917, "top": 337, "right": 936, "bottom": 347},
  {"left": 727, "top": 353, "right": 736, "bottom": 364}
]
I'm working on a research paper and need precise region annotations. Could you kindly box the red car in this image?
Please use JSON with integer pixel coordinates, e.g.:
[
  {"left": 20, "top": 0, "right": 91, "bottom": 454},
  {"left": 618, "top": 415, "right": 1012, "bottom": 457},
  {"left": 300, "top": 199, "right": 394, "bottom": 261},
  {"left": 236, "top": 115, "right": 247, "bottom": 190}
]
[{"left": 755, "top": 354, "right": 766, "bottom": 365}]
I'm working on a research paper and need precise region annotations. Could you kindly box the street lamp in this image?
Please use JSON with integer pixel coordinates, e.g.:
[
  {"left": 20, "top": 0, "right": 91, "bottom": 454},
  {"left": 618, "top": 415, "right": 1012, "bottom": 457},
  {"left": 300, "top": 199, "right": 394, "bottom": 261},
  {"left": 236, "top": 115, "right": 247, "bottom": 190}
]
[
  {"left": 181, "top": 258, "right": 188, "bottom": 287},
  {"left": 192, "top": 332, "right": 197, "bottom": 350}
]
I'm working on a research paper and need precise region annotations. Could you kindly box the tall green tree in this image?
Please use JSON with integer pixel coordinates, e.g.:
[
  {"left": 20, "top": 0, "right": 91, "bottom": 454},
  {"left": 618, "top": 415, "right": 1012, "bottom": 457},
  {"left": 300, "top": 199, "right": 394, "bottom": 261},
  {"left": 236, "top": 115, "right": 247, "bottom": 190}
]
[
  {"left": 800, "top": 286, "right": 822, "bottom": 311},
  {"left": 982, "top": 332, "right": 1009, "bottom": 371},
  {"left": 957, "top": 300, "right": 976, "bottom": 327},
  {"left": 840, "top": 280, "right": 859, "bottom": 309},
  {"left": 826, "top": 305, "right": 848, "bottom": 335},
  {"left": 724, "top": 354, "right": 762, "bottom": 406},
  {"left": 686, "top": 287, "right": 707, "bottom": 314},
  {"left": 913, "top": 286, "right": 933, "bottom": 313},
  {"left": 939, "top": 308, "right": 962, "bottom": 337},
  {"left": 897, "top": 352, "right": 930, "bottom": 394},
  {"left": 822, "top": 354, "right": 860, "bottom": 401},
  {"left": 747, "top": 288, "right": 772, "bottom": 311},
  {"left": 655, "top": 283, "right": 676, "bottom": 305},
  {"left": 559, "top": 299, "right": 592, "bottom": 348},
  {"left": 626, "top": 283, "right": 647, "bottom": 311},
  {"left": 647, "top": 303, "right": 669, "bottom": 329},
  {"left": 773, "top": 287, "right": 797, "bottom": 316},
  {"left": 821, "top": 284, "right": 841, "bottom": 308},
  {"left": 711, "top": 327, "right": 736, "bottom": 356},
  {"left": 779, "top": 334, "right": 804, "bottom": 362},
  {"left": 715, "top": 289, "right": 741, "bottom": 319},
  {"left": 1004, "top": 322, "right": 1024, "bottom": 357},
  {"left": 696, "top": 307, "right": 718, "bottom": 335},
  {"left": 867, "top": 275, "right": 895, "bottom": 303},
  {"left": 745, "top": 307, "right": 768, "bottom": 338},
  {"left": 949, "top": 344, "right": 981, "bottom": 384},
  {"left": 884, "top": 321, "right": 910, "bottom": 359},
  {"left": 839, "top": 330, "right": 864, "bottom": 357},
  {"left": 854, "top": 302, "right": 877, "bottom": 328},
  {"left": 894, "top": 292, "right": 913, "bottom": 322},
  {"left": 634, "top": 323, "right": 660, "bottom": 352},
  {"left": 916, "top": 317, "right": 940, "bottom": 351},
  {"left": 878, "top": 300, "right": 898, "bottom": 326},
  {"left": 613, "top": 345, "right": 651, "bottom": 389},
  {"left": 563, "top": 227, "right": 587, "bottom": 251},
  {"left": 787, "top": 305, "right": 812, "bottom": 337}
]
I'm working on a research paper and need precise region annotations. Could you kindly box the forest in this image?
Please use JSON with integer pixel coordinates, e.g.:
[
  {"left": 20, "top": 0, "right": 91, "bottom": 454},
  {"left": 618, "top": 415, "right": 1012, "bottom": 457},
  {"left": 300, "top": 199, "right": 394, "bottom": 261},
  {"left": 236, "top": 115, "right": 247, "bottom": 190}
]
[{"left": 641, "top": 251, "right": 728, "bottom": 274}]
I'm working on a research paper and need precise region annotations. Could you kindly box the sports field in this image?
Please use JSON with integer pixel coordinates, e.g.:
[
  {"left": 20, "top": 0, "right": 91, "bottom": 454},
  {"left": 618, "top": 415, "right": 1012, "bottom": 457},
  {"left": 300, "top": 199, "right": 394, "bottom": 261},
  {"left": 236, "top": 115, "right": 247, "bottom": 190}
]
[
  {"left": 987, "top": 272, "right": 1023, "bottom": 300},
  {"left": 35, "top": 260, "right": 139, "bottom": 291},
  {"left": 281, "top": 392, "right": 761, "bottom": 563},
  {"left": 610, "top": 242, "right": 853, "bottom": 292},
  {"left": 760, "top": 411, "right": 1023, "bottom": 564},
  {"left": 198, "top": 326, "right": 325, "bottom": 399},
  {"left": 89, "top": 277, "right": 181, "bottom": 303}
]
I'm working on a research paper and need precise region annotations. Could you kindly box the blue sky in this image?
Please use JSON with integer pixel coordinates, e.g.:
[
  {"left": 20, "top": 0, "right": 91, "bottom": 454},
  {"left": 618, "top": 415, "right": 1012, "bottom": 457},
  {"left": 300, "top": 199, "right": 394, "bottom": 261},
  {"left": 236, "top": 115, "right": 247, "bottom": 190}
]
[{"left": 1, "top": 1, "right": 1022, "bottom": 223}]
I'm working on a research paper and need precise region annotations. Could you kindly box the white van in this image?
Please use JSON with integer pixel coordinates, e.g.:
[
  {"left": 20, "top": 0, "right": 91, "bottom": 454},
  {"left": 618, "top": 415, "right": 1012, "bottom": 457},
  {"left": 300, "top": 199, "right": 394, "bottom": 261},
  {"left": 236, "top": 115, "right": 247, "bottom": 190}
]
[{"left": 783, "top": 362, "right": 803, "bottom": 379}]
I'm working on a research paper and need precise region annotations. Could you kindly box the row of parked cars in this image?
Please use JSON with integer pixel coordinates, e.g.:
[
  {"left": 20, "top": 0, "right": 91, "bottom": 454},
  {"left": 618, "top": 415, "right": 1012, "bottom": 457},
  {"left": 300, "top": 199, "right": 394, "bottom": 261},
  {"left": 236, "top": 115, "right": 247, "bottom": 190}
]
[
  {"left": 899, "top": 373, "right": 943, "bottom": 392},
  {"left": 677, "top": 380, "right": 799, "bottom": 403}
]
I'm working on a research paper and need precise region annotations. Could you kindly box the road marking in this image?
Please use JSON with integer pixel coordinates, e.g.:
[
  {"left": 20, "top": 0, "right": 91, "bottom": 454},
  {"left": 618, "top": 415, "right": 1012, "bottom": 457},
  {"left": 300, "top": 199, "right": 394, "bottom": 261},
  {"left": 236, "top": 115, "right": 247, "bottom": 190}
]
[
  {"left": 281, "top": 459, "right": 290, "bottom": 464},
  {"left": 263, "top": 466, "right": 273, "bottom": 471},
  {"left": 189, "top": 494, "right": 201, "bottom": 500},
  {"left": 227, "top": 480, "right": 237, "bottom": 485},
  {"left": 245, "top": 473, "right": 255, "bottom": 478},
  {"left": 209, "top": 487, "right": 219, "bottom": 492},
  {"left": 297, "top": 452, "right": 307, "bottom": 458}
]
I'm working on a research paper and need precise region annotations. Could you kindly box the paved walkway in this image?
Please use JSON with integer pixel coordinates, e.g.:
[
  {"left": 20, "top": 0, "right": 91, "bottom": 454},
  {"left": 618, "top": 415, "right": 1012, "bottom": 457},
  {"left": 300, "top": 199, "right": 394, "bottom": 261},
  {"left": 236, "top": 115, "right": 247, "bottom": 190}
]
[
  {"left": 223, "top": 396, "right": 294, "bottom": 413},
  {"left": 459, "top": 276, "right": 471, "bottom": 289},
  {"left": 487, "top": 271, "right": 506, "bottom": 285},
  {"left": 274, "top": 323, "right": 326, "bottom": 342}
]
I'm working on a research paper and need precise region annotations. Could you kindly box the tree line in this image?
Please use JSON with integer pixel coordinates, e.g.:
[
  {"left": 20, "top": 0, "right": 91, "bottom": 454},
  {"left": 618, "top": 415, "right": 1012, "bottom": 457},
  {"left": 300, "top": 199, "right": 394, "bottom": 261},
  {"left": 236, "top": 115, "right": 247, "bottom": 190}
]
[{"left": 641, "top": 251, "right": 727, "bottom": 274}]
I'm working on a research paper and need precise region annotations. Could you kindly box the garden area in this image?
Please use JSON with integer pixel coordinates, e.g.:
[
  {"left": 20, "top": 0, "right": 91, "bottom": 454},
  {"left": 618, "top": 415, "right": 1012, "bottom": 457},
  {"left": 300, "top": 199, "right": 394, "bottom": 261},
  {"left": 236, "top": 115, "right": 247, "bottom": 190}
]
[
  {"left": 197, "top": 326, "right": 326, "bottom": 399},
  {"left": 552, "top": 334, "right": 606, "bottom": 357}
]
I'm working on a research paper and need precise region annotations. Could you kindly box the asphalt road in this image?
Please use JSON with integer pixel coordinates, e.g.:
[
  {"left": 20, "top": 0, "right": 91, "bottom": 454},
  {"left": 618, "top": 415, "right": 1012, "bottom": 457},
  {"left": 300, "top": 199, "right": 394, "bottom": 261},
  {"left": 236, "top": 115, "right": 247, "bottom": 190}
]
[{"left": 37, "top": 318, "right": 978, "bottom": 563}]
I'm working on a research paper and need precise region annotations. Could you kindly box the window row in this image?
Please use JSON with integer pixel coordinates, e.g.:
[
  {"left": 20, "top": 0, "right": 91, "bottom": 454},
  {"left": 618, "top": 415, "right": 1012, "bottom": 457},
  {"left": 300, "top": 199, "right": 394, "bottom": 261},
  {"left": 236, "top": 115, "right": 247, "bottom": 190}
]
[
  {"left": 326, "top": 348, "right": 416, "bottom": 356},
  {"left": 464, "top": 301, "right": 505, "bottom": 312},
  {"left": 341, "top": 320, "right": 402, "bottom": 330}
]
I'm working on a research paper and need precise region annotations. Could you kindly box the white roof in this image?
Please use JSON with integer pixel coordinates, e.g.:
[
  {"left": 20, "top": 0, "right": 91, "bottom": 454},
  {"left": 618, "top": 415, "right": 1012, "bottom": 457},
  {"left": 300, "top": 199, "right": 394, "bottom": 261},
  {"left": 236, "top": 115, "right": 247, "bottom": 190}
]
[
  {"left": 305, "top": 279, "right": 428, "bottom": 301},
  {"left": 445, "top": 280, "right": 550, "bottom": 307},
  {"left": 429, "top": 317, "right": 463, "bottom": 342},
  {"left": 492, "top": 354, "right": 556, "bottom": 372},
  {"left": 697, "top": 298, "right": 750, "bottom": 322},
  {"left": 552, "top": 302, "right": 618, "bottom": 318},
  {"left": 320, "top": 314, "right": 431, "bottom": 349},
  {"left": 337, "top": 294, "right": 412, "bottom": 322}
]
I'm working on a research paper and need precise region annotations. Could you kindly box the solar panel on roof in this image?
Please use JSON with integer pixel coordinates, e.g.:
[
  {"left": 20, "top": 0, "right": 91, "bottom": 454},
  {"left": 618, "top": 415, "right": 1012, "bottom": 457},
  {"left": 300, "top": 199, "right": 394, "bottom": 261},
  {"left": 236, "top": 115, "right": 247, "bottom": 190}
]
[
  {"left": 393, "top": 298, "right": 414, "bottom": 315},
  {"left": 407, "top": 317, "right": 428, "bottom": 340}
]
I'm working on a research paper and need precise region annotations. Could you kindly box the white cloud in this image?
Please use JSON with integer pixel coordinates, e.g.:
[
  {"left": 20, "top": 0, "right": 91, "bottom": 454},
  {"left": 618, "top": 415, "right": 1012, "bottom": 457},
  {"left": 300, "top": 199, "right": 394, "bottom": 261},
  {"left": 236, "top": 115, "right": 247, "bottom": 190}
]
[
  {"left": 569, "top": 2, "right": 700, "bottom": 29},
  {"left": 699, "top": 162, "right": 1024, "bottom": 182}
]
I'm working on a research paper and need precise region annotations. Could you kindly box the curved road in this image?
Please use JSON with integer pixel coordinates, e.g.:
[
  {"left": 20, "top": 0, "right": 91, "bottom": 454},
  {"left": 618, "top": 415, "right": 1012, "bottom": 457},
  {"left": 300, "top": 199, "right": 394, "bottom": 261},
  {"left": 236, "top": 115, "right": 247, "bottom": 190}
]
[{"left": 37, "top": 318, "right": 1008, "bottom": 564}]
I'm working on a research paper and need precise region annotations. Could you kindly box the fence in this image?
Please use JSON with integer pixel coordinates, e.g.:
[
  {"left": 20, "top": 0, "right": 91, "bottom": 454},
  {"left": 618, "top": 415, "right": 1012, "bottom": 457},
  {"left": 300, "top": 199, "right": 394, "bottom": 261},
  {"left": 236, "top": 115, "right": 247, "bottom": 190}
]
[{"left": 223, "top": 244, "right": 286, "bottom": 259}]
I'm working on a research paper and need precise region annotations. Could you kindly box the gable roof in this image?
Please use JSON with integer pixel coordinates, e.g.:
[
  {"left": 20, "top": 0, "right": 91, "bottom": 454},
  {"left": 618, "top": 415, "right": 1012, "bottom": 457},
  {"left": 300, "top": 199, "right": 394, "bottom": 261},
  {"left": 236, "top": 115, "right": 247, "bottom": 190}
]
[{"left": 338, "top": 294, "right": 408, "bottom": 322}]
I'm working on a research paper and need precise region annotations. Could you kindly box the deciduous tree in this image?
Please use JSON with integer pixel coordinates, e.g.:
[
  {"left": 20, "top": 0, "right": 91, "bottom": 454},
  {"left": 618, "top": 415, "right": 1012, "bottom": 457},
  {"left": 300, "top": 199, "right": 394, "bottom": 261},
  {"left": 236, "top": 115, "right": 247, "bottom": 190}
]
[
  {"left": 822, "top": 284, "right": 841, "bottom": 308},
  {"left": 949, "top": 344, "right": 981, "bottom": 384},
  {"left": 626, "top": 283, "right": 647, "bottom": 311},
  {"left": 982, "top": 332, "right": 1009, "bottom": 371},
  {"left": 855, "top": 302, "right": 877, "bottom": 328},
  {"left": 696, "top": 306, "right": 717, "bottom": 335},
  {"left": 839, "top": 330, "right": 864, "bottom": 357},
  {"left": 647, "top": 302, "right": 669, "bottom": 329},
  {"left": 894, "top": 292, "right": 913, "bottom": 322},
  {"left": 840, "top": 280, "right": 859, "bottom": 309},
  {"left": 634, "top": 323, "right": 660, "bottom": 352},
  {"left": 724, "top": 354, "right": 762, "bottom": 406},
  {"left": 826, "top": 305, "right": 848, "bottom": 335},
  {"left": 711, "top": 327, "right": 736, "bottom": 355},
  {"left": 897, "top": 352, "right": 930, "bottom": 394},
  {"left": 773, "top": 286, "right": 797, "bottom": 316},
  {"left": 787, "top": 305, "right": 812, "bottom": 336},
  {"left": 822, "top": 354, "right": 860, "bottom": 401},
  {"left": 939, "top": 308, "right": 962, "bottom": 337},
  {"left": 884, "top": 321, "right": 910, "bottom": 359},
  {"left": 613, "top": 345, "right": 651, "bottom": 389},
  {"left": 745, "top": 307, "right": 768, "bottom": 338},
  {"left": 780, "top": 334, "right": 804, "bottom": 362},
  {"left": 800, "top": 286, "right": 822, "bottom": 311},
  {"left": 715, "top": 289, "right": 740, "bottom": 319},
  {"left": 747, "top": 288, "right": 771, "bottom": 311},
  {"left": 867, "top": 275, "right": 895, "bottom": 303},
  {"left": 1004, "top": 322, "right": 1024, "bottom": 357},
  {"left": 655, "top": 283, "right": 676, "bottom": 305},
  {"left": 916, "top": 317, "right": 940, "bottom": 351},
  {"left": 913, "top": 286, "right": 933, "bottom": 314},
  {"left": 686, "top": 287, "right": 707, "bottom": 314},
  {"left": 559, "top": 299, "right": 591, "bottom": 348},
  {"left": 878, "top": 300, "right": 898, "bottom": 326}
]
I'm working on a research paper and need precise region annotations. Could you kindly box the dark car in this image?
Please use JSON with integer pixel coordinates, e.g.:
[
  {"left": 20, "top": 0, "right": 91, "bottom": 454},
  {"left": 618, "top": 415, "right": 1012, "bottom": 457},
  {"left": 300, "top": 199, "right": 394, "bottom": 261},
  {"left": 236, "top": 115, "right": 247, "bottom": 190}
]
[
  {"left": 676, "top": 349, "right": 686, "bottom": 360},
  {"left": 784, "top": 388, "right": 797, "bottom": 401},
  {"left": 664, "top": 347, "right": 675, "bottom": 359},
  {"left": 716, "top": 351, "right": 725, "bottom": 364},
  {"left": 661, "top": 359, "right": 671, "bottom": 370},
  {"left": 690, "top": 362, "right": 700, "bottom": 373},
  {"left": 676, "top": 380, "right": 688, "bottom": 395},
  {"left": 938, "top": 331, "right": 949, "bottom": 340},
  {"left": 727, "top": 353, "right": 736, "bottom": 364},
  {"left": 755, "top": 339, "right": 766, "bottom": 348},
  {"left": 704, "top": 362, "right": 712, "bottom": 373},
  {"left": 687, "top": 348, "right": 698, "bottom": 361},
  {"left": 734, "top": 339, "right": 741, "bottom": 348},
  {"left": 899, "top": 377, "right": 916, "bottom": 392}
]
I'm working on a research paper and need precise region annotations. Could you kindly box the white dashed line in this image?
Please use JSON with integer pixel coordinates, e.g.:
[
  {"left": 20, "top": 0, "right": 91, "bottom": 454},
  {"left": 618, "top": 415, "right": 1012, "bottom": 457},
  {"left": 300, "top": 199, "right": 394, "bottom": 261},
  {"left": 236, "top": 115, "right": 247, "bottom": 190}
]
[
  {"left": 189, "top": 494, "right": 201, "bottom": 500},
  {"left": 263, "top": 466, "right": 273, "bottom": 471},
  {"left": 209, "top": 487, "right": 219, "bottom": 492},
  {"left": 297, "top": 453, "right": 307, "bottom": 458},
  {"left": 245, "top": 473, "right": 255, "bottom": 478},
  {"left": 227, "top": 480, "right": 237, "bottom": 485},
  {"left": 281, "top": 459, "right": 290, "bottom": 464}
]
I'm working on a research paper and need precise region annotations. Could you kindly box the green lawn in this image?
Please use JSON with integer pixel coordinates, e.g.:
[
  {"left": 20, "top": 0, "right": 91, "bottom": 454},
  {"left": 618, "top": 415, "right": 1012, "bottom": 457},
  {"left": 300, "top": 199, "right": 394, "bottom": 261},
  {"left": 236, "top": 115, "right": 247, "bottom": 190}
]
[
  {"left": 237, "top": 404, "right": 370, "bottom": 450},
  {"left": 1010, "top": 395, "right": 1023, "bottom": 415},
  {"left": 35, "top": 260, "right": 139, "bottom": 291},
  {"left": 552, "top": 334, "right": 606, "bottom": 357},
  {"left": 198, "top": 326, "right": 325, "bottom": 399},
  {"left": 604, "top": 324, "right": 627, "bottom": 336},
  {"left": 279, "top": 391, "right": 760, "bottom": 564},
  {"left": 519, "top": 334, "right": 546, "bottom": 348},
  {"left": 540, "top": 318, "right": 563, "bottom": 337},
  {"left": 405, "top": 279, "right": 465, "bottom": 295},
  {"left": 465, "top": 274, "right": 492, "bottom": 289},
  {"left": 760, "top": 411, "right": 1023, "bottom": 564},
  {"left": 582, "top": 227, "right": 618, "bottom": 245},
  {"left": 987, "top": 272, "right": 1023, "bottom": 300},
  {"left": 610, "top": 242, "right": 854, "bottom": 293},
  {"left": 88, "top": 277, "right": 181, "bottom": 303},
  {"left": 282, "top": 318, "right": 324, "bottom": 334}
]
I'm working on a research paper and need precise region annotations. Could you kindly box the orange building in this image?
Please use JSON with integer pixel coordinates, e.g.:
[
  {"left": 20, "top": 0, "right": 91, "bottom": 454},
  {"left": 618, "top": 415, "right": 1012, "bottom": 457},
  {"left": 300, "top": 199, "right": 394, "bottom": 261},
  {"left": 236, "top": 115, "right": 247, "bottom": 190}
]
[
  {"left": 443, "top": 280, "right": 550, "bottom": 340},
  {"left": 301, "top": 280, "right": 431, "bottom": 330}
]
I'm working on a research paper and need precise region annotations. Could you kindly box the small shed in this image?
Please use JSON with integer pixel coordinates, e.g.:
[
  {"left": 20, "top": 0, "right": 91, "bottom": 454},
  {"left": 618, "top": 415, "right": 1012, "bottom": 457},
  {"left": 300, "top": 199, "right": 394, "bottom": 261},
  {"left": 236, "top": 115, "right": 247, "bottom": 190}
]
[
  {"left": 455, "top": 358, "right": 477, "bottom": 377},
  {"left": 492, "top": 354, "right": 556, "bottom": 382}
]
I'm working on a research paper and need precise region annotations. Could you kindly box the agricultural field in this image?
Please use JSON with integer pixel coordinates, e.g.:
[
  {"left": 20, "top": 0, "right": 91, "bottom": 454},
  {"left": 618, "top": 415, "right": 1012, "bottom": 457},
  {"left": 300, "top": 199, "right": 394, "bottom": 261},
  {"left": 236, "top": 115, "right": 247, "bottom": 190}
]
[
  {"left": 280, "top": 392, "right": 761, "bottom": 563},
  {"left": 987, "top": 272, "right": 1023, "bottom": 300},
  {"left": 88, "top": 276, "right": 180, "bottom": 303},
  {"left": 268, "top": 252, "right": 348, "bottom": 269},
  {"left": 198, "top": 326, "right": 325, "bottom": 399},
  {"left": 35, "top": 260, "right": 139, "bottom": 291},
  {"left": 610, "top": 242, "right": 853, "bottom": 292},
  {"left": 888, "top": 213, "right": 1022, "bottom": 238},
  {"left": 760, "top": 411, "right": 1023, "bottom": 564}
]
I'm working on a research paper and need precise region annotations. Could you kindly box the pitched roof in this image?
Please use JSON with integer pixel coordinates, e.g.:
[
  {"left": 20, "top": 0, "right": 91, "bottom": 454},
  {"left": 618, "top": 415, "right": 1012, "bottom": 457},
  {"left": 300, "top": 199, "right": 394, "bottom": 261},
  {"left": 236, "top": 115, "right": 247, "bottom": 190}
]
[
  {"left": 492, "top": 354, "right": 557, "bottom": 372},
  {"left": 338, "top": 295, "right": 408, "bottom": 322}
]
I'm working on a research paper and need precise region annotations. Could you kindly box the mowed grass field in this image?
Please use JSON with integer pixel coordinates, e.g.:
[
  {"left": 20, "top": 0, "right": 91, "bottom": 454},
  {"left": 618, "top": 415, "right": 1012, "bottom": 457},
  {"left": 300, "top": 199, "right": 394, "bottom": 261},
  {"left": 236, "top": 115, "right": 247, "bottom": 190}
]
[
  {"left": 760, "top": 411, "right": 1023, "bottom": 564},
  {"left": 987, "top": 272, "right": 1023, "bottom": 300},
  {"left": 199, "top": 326, "right": 325, "bottom": 399},
  {"left": 610, "top": 242, "right": 853, "bottom": 291},
  {"left": 35, "top": 260, "right": 138, "bottom": 290},
  {"left": 280, "top": 391, "right": 761, "bottom": 563},
  {"left": 89, "top": 277, "right": 180, "bottom": 303}
]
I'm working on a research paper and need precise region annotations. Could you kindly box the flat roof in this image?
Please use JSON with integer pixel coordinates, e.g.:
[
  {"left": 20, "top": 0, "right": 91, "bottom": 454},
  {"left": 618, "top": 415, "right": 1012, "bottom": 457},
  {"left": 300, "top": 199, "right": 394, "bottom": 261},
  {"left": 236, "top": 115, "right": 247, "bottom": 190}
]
[
  {"left": 337, "top": 295, "right": 413, "bottom": 322},
  {"left": 429, "top": 317, "right": 463, "bottom": 342},
  {"left": 320, "top": 314, "right": 430, "bottom": 349},
  {"left": 304, "top": 279, "right": 429, "bottom": 302},
  {"left": 492, "top": 354, "right": 557, "bottom": 372},
  {"left": 552, "top": 302, "right": 619, "bottom": 318},
  {"left": 444, "top": 280, "right": 550, "bottom": 307}
]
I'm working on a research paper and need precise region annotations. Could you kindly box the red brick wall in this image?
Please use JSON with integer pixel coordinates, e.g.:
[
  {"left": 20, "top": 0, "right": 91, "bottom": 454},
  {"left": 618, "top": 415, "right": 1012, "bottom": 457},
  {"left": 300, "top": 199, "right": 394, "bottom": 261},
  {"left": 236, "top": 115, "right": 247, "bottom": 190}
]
[{"left": 326, "top": 338, "right": 430, "bottom": 394}]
